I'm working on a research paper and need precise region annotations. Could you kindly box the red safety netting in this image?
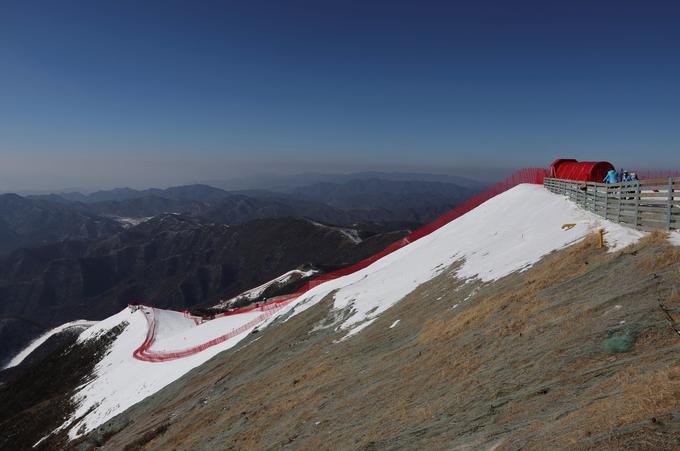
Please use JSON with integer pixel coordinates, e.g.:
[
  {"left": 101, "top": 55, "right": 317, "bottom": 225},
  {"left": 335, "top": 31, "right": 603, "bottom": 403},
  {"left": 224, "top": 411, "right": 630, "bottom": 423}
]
[
  {"left": 636, "top": 170, "right": 680, "bottom": 180},
  {"left": 132, "top": 167, "right": 548, "bottom": 362},
  {"left": 133, "top": 302, "right": 291, "bottom": 362}
]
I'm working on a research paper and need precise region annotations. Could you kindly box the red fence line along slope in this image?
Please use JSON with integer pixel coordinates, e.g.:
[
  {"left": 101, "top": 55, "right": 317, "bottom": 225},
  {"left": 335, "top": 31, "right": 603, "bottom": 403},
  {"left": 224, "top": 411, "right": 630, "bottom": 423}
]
[
  {"left": 133, "top": 302, "right": 293, "bottom": 362},
  {"left": 637, "top": 170, "right": 680, "bottom": 180},
  {"left": 132, "top": 167, "right": 548, "bottom": 362}
]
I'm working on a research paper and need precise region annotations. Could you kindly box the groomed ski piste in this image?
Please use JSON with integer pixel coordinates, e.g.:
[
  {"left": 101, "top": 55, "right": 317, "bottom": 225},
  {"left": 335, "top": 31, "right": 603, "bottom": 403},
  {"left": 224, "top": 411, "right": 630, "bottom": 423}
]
[{"left": 48, "top": 170, "right": 662, "bottom": 442}]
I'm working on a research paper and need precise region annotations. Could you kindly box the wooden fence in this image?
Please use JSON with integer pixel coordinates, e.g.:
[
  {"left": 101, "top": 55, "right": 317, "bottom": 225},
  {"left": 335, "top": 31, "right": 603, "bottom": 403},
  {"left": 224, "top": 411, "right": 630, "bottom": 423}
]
[{"left": 544, "top": 177, "right": 680, "bottom": 231}]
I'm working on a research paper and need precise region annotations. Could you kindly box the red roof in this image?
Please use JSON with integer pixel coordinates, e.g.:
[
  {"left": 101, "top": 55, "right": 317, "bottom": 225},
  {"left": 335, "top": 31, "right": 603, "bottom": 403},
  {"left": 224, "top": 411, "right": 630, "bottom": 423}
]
[{"left": 550, "top": 159, "right": 614, "bottom": 182}]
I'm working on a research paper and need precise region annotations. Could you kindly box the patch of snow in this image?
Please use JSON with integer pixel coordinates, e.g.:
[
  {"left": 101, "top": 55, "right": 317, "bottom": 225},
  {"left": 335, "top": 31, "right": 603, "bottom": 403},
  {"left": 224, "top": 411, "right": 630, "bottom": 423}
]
[
  {"left": 338, "top": 228, "right": 362, "bottom": 244},
  {"left": 307, "top": 220, "right": 363, "bottom": 244},
  {"left": 389, "top": 319, "right": 400, "bottom": 329},
  {"left": 670, "top": 231, "right": 680, "bottom": 246},
  {"left": 463, "top": 287, "right": 479, "bottom": 302},
  {"left": 113, "top": 216, "right": 153, "bottom": 228},
  {"left": 340, "top": 318, "right": 377, "bottom": 339},
  {"left": 3, "top": 320, "right": 96, "bottom": 370},
  {"left": 286, "top": 184, "right": 645, "bottom": 339},
  {"left": 604, "top": 305, "right": 623, "bottom": 316},
  {"left": 33, "top": 434, "right": 49, "bottom": 448}
]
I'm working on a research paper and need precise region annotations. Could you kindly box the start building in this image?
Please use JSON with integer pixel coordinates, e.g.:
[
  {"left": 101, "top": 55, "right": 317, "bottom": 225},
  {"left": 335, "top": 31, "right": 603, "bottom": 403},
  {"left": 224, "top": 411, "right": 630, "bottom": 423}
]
[{"left": 549, "top": 159, "right": 615, "bottom": 182}]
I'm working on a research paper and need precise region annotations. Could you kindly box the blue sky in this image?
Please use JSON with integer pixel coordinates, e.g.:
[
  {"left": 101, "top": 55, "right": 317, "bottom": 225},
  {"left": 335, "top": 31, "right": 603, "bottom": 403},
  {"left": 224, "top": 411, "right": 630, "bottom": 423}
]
[{"left": 1, "top": 0, "right": 679, "bottom": 191}]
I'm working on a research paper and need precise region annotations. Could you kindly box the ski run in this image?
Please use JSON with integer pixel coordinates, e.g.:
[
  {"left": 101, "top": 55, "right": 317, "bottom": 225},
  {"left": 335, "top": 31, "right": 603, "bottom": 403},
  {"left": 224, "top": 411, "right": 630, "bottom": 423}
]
[{"left": 34, "top": 183, "right": 654, "bottom": 441}]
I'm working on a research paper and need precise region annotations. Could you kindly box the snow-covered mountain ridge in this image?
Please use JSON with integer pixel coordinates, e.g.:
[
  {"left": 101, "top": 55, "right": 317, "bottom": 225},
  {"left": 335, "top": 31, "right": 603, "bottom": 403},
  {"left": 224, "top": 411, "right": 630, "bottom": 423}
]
[{"left": 41, "top": 183, "right": 652, "bottom": 442}]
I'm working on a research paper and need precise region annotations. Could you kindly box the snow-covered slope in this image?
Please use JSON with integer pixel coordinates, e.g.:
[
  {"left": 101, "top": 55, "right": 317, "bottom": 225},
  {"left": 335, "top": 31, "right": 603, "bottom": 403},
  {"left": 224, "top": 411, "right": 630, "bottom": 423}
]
[
  {"left": 2, "top": 320, "right": 96, "bottom": 370},
  {"left": 57, "top": 307, "right": 264, "bottom": 440},
  {"left": 670, "top": 230, "right": 680, "bottom": 246},
  {"left": 285, "top": 184, "right": 645, "bottom": 336},
  {"left": 216, "top": 268, "right": 317, "bottom": 308},
  {"left": 57, "top": 184, "right": 645, "bottom": 440}
]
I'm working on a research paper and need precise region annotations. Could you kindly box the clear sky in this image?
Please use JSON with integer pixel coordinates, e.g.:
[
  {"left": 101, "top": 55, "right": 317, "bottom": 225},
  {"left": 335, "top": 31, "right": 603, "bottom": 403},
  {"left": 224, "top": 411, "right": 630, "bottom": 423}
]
[{"left": 1, "top": 0, "right": 679, "bottom": 191}]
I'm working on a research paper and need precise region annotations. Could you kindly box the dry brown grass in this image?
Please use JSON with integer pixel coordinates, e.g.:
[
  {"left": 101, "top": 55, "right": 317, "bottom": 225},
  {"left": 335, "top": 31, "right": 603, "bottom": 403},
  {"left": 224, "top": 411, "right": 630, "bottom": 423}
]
[
  {"left": 420, "top": 232, "right": 605, "bottom": 346},
  {"left": 615, "top": 363, "right": 680, "bottom": 423},
  {"left": 414, "top": 233, "right": 680, "bottom": 450},
  {"left": 504, "top": 319, "right": 680, "bottom": 450},
  {"left": 525, "top": 231, "right": 605, "bottom": 288},
  {"left": 545, "top": 361, "right": 680, "bottom": 445},
  {"left": 638, "top": 246, "right": 680, "bottom": 273},
  {"left": 625, "top": 230, "right": 680, "bottom": 274},
  {"left": 100, "top": 232, "right": 680, "bottom": 451},
  {"left": 641, "top": 230, "right": 670, "bottom": 245}
]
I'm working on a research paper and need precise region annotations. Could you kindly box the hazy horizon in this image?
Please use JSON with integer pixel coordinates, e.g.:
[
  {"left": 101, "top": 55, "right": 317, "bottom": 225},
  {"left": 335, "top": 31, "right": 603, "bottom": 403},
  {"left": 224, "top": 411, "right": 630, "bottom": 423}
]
[
  {"left": 2, "top": 1, "right": 678, "bottom": 192},
  {"left": 0, "top": 153, "right": 512, "bottom": 194}
]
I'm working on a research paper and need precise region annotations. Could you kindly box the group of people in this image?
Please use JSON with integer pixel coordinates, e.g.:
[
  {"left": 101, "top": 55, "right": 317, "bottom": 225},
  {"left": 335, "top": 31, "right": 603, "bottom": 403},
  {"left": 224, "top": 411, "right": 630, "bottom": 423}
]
[{"left": 603, "top": 168, "right": 638, "bottom": 184}]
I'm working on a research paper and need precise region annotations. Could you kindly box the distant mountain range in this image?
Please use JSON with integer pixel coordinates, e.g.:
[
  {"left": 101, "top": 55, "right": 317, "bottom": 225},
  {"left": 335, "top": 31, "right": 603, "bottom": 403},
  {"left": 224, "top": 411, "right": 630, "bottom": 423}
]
[
  {"left": 56, "top": 184, "right": 232, "bottom": 204},
  {"left": 0, "top": 194, "right": 122, "bottom": 254},
  {"left": 0, "top": 214, "right": 409, "bottom": 365},
  {"left": 286, "top": 178, "right": 475, "bottom": 223},
  {"left": 0, "top": 176, "right": 482, "bottom": 254},
  {"left": 0, "top": 173, "right": 484, "bottom": 364},
  {"left": 202, "top": 170, "right": 490, "bottom": 191}
]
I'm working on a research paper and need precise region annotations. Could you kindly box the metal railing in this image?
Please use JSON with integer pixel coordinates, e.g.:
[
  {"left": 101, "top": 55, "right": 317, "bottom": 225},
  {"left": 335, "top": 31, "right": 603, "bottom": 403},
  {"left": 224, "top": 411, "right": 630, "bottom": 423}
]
[{"left": 544, "top": 177, "right": 680, "bottom": 231}]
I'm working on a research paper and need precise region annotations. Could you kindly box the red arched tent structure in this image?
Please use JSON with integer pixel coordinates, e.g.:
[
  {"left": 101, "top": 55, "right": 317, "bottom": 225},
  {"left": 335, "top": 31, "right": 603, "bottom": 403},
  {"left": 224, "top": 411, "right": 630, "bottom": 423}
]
[{"left": 550, "top": 159, "right": 614, "bottom": 182}]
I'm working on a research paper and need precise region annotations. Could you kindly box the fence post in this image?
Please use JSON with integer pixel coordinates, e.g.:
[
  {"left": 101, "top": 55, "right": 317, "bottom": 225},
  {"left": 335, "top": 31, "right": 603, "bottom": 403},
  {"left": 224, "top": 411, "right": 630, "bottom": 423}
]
[
  {"left": 604, "top": 184, "right": 608, "bottom": 220},
  {"left": 668, "top": 177, "right": 674, "bottom": 231},
  {"left": 634, "top": 181, "right": 641, "bottom": 229},
  {"left": 616, "top": 183, "right": 622, "bottom": 223}
]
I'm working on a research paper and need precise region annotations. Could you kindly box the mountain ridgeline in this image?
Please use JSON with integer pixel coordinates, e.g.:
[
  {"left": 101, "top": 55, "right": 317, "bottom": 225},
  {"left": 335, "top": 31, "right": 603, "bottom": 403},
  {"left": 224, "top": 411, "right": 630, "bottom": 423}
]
[
  {"left": 0, "top": 194, "right": 122, "bottom": 254},
  {"left": 0, "top": 175, "right": 481, "bottom": 365},
  {"left": 4, "top": 177, "right": 481, "bottom": 254}
]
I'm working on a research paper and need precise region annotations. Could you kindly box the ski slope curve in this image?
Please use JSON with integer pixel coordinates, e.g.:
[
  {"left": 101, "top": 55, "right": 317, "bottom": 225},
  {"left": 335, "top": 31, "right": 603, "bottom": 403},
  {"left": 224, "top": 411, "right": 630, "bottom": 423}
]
[{"left": 132, "top": 300, "right": 294, "bottom": 362}]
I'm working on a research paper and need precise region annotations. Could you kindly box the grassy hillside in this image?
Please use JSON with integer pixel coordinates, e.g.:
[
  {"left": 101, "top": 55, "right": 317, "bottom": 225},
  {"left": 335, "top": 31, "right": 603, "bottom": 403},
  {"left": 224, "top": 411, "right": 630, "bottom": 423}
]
[{"left": 74, "top": 232, "right": 680, "bottom": 450}]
